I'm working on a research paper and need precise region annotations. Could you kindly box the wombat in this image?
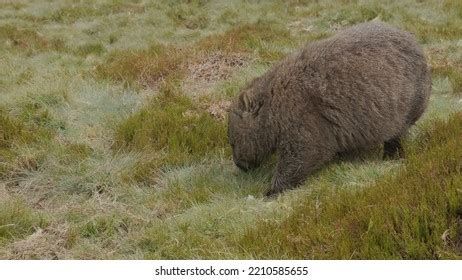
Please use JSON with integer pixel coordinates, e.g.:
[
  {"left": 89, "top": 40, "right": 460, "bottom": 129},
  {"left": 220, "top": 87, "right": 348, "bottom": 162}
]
[{"left": 228, "top": 21, "right": 431, "bottom": 196}]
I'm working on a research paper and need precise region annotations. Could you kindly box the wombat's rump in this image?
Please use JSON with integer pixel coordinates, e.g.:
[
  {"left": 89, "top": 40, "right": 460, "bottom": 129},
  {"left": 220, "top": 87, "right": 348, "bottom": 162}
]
[{"left": 228, "top": 21, "right": 431, "bottom": 196}]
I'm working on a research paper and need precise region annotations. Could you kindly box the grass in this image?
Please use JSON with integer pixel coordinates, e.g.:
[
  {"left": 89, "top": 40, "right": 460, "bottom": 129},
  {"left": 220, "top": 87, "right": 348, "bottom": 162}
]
[
  {"left": 0, "top": 199, "right": 48, "bottom": 246},
  {"left": 432, "top": 67, "right": 462, "bottom": 94},
  {"left": 0, "top": 108, "right": 51, "bottom": 177},
  {"left": 94, "top": 22, "right": 293, "bottom": 89},
  {"left": 0, "top": 25, "right": 64, "bottom": 54},
  {"left": 196, "top": 23, "right": 294, "bottom": 60},
  {"left": 113, "top": 81, "right": 229, "bottom": 178},
  {"left": 95, "top": 44, "right": 188, "bottom": 88},
  {"left": 239, "top": 114, "right": 462, "bottom": 259},
  {"left": 1, "top": 0, "right": 462, "bottom": 259},
  {"left": 49, "top": 6, "right": 103, "bottom": 23}
]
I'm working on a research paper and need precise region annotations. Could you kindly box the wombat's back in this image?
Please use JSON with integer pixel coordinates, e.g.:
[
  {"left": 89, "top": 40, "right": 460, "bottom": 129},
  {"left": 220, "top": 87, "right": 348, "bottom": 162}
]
[{"left": 293, "top": 21, "right": 430, "bottom": 151}]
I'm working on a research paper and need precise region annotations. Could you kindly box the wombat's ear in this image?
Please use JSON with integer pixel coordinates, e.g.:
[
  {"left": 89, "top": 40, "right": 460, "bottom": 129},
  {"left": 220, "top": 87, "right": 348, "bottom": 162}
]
[{"left": 239, "top": 93, "right": 264, "bottom": 116}]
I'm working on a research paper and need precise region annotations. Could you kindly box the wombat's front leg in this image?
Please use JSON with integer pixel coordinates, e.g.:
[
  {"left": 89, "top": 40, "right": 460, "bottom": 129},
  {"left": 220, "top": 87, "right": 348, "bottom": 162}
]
[
  {"left": 383, "top": 136, "right": 405, "bottom": 159},
  {"left": 266, "top": 144, "right": 334, "bottom": 197}
]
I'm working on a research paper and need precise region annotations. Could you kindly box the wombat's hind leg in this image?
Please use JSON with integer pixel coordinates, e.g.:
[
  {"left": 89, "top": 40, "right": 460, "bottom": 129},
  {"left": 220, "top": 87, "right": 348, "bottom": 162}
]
[
  {"left": 266, "top": 145, "right": 334, "bottom": 197},
  {"left": 383, "top": 136, "right": 404, "bottom": 159}
]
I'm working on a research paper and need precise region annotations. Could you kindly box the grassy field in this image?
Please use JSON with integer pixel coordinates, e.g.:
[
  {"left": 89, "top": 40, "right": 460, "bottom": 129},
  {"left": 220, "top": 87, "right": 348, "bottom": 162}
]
[{"left": 0, "top": 0, "right": 461, "bottom": 259}]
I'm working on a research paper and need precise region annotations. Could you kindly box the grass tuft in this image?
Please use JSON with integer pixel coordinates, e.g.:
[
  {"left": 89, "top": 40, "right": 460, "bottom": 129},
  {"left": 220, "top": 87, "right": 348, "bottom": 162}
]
[
  {"left": 0, "top": 25, "right": 64, "bottom": 53},
  {"left": 49, "top": 6, "right": 101, "bottom": 23},
  {"left": 167, "top": 3, "right": 210, "bottom": 30},
  {"left": 443, "top": 0, "right": 462, "bottom": 17},
  {"left": 401, "top": 12, "right": 462, "bottom": 43},
  {"left": 0, "top": 108, "right": 50, "bottom": 177},
  {"left": 113, "top": 81, "right": 229, "bottom": 169},
  {"left": 95, "top": 44, "right": 187, "bottom": 88},
  {"left": 0, "top": 199, "right": 48, "bottom": 245},
  {"left": 0, "top": 109, "right": 26, "bottom": 150},
  {"left": 75, "top": 43, "right": 106, "bottom": 57},
  {"left": 432, "top": 66, "right": 462, "bottom": 94},
  {"left": 325, "top": 4, "right": 393, "bottom": 25},
  {"left": 196, "top": 23, "right": 292, "bottom": 60}
]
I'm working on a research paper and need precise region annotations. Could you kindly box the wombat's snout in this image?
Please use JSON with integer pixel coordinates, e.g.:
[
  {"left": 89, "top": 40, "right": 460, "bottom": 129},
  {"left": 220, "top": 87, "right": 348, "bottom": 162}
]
[{"left": 233, "top": 158, "right": 256, "bottom": 172}]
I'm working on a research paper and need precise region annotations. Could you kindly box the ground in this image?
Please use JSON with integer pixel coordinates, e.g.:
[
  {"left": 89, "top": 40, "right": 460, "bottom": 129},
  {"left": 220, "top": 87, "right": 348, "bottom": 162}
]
[{"left": 0, "top": 0, "right": 462, "bottom": 259}]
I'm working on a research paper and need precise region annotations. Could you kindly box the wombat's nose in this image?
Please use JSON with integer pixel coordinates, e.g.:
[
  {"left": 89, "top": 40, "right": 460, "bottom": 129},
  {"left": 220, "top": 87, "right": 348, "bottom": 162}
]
[{"left": 235, "top": 160, "right": 250, "bottom": 172}]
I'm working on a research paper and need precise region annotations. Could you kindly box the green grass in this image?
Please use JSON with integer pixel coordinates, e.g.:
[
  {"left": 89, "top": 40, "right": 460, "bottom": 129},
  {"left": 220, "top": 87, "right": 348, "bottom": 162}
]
[
  {"left": 0, "top": 109, "right": 26, "bottom": 176},
  {"left": 0, "top": 199, "right": 48, "bottom": 245},
  {"left": 1, "top": 0, "right": 462, "bottom": 259},
  {"left": 196, "top": 23, "right": 294, "bottom": 60},
  {"left": 49, "top": 6, "right": 103, "bottom": 23},
  {"left": 239, "top": 114, "right": 462, "bottom": 259},
  {"left": 433, "top": 67, "right": 462, "bottom": 94},
  {"left": 0, "top": 109, "right": 25, "bottom": 149},
  {"left": 113, "top": 81, "right": 229, "bottom": 180},
  {"left": 0, "top": 108, "right": 51, "bottom": 177}
]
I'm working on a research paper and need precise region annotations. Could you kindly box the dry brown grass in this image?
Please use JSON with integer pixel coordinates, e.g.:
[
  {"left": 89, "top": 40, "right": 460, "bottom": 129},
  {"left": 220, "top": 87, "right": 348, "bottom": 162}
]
[
  {"left": 4, "top": 224, "right": 73, "bottom": 259},
  {"left": 206, "top": 100, "right": 232, "bottom": 121},
  {"left": 183, "top": 51, "right": 251, "bottom": 95},
  {"left": 95, "top": 26, "right": 269, "bottom": 90},
  {"left": 95, "top": 45, "right": 190, "bottom": 89},
  {"left": 0, "top": 25, "right": 64, "bottom": 53},
  {"left": 196, "top": 23, "right": 291, "bottom": 54},
  {"left": 188, "top": 52, "right": 249, "bottom": 83}
]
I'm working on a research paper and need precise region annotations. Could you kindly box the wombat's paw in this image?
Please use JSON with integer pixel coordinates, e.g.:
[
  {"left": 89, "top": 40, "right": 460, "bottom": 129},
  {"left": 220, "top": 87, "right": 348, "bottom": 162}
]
[{"left": 383, "top": 138, "right": 405, "bottom": 160}]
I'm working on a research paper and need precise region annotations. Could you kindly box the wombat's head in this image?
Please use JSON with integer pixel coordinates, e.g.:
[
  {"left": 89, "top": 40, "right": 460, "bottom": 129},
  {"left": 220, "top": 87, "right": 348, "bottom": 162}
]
[{"left": 228, "top": 82, "right": 273, "bottom": 172}]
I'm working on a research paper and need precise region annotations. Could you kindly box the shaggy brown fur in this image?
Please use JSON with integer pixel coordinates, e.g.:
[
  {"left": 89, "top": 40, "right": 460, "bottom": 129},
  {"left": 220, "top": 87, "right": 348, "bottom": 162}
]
[{"left": 228, "top": 21, "right": 431, "bottom": 196}]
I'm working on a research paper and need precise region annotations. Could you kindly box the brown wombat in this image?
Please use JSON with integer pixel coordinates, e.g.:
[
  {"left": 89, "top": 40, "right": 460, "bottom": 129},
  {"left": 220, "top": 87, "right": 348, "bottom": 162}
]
[{"left": 228, "top": 21, "right": 431, "bottom": 196}]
